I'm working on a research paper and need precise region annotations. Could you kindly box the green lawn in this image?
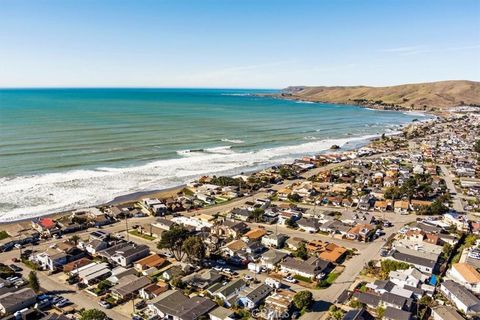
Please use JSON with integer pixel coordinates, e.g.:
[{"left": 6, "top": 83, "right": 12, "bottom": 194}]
[
  {"left": 129, "top": 230, "right": 155, "bottom": 241},
  {"left": 293, "top": 274, "right": 312, "bottom": 283},
  {"left": 0, "top": 231, "right": 10, "bottom": 241}
]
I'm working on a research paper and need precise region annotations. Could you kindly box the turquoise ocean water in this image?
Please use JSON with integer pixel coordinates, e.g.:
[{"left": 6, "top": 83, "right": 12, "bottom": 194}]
[{"left": 0, "top": 88, "right": 424, "bottom": 221}]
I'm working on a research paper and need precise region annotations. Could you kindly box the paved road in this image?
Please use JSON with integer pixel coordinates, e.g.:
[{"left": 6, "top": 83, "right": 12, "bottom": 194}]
[
  {"left": 3, "top": 251, "right": 130, "bottom": 320},
  {"left": 439, "top": 164, "right": 464, "bottom": 213},
  {"left": 299, "top": 212, "right": 415, "bottom": 320}
]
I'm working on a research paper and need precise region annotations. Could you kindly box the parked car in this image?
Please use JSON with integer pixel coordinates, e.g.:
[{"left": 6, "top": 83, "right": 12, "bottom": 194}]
[
  {"left": 243, "top": 274, "right": 253, "bottom": 281},
  {"left": 134, "top": 300, "right": 146, "bottom": 309},
  {"left": 283, "top": 276, "right": 297, "bottom": 283},
  {"left": 9, "top": 264, "right": 22, "bottom": 272},
  {"left": 99, "top": 300, "right": 112, "bottom": 309}
]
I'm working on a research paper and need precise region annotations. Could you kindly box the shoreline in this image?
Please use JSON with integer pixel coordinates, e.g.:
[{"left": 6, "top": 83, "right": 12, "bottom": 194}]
[{"left": 0, "top": 107, "right": 436, "bottom": 225}]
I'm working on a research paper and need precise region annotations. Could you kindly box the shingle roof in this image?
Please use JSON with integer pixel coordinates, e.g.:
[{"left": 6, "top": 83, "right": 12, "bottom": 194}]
[
  {"left": 452, "top": 263, "right": 480, "bottom": 283},
  {"left": 151, "top": 290, "right": 216, "bottom": 320},
  {"left": 442, "top": 280, "right": 480, "bottom": 309},
  {"left": 384, "top": 306, "right": 412, "bottom": 320}
]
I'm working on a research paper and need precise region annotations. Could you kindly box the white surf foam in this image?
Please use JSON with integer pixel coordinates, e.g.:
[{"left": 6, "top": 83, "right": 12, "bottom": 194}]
[
  {"left": 0, "top": 134, "right": 379, "bottom": 222},
  {"left": 221, "top": 138, "right": 244, "bottom": 144}
]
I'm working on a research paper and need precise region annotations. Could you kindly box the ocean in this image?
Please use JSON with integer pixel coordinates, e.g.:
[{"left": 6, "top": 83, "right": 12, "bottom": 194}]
[{"left": 0, "top": 88, "right": 424, "bottom": 222}]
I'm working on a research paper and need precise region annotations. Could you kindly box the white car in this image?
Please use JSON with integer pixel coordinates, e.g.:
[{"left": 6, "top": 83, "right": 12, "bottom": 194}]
[
  {"left": 243, "top": 274, "right": 253, "bottom": 281},
  {"left": 213, "top": 266, "right": 223, "bottom": 272},
  {"left": 222, "top": 268, "right": 233, "bottom": 274},
  {"left": 283, "top": 276, "right": 297, "bottom": 283}
]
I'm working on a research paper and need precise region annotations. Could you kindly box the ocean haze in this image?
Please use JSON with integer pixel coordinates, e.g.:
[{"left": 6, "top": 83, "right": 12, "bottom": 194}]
[{"left": 0, "top": 88, "right": 422, "bottom": 221}]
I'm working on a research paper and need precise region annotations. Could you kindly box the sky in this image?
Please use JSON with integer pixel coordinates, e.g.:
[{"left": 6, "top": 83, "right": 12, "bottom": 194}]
[{"left": 0, "top": 0, "right": 479, "bottom": 88}]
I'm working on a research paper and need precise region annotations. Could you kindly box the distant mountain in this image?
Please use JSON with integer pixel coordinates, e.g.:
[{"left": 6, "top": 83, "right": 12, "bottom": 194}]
[{"left": 278, "top": 80, "right": 480, "bottom": 112}]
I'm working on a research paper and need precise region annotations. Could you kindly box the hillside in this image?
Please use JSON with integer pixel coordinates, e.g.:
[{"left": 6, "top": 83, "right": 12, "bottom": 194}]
[{"left": 278, "top": 80, "right": 480, "bottom": 112}]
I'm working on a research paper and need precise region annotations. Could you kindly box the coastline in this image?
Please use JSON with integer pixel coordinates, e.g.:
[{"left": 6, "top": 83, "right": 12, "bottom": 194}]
[{"left": 0, "top": 113, "right": 435, "bottom": 227}]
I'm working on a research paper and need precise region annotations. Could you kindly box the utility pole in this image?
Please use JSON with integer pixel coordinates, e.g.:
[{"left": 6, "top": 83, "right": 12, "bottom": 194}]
[{"left": 125, "top": 214, "right": 129, "bottom": 242}]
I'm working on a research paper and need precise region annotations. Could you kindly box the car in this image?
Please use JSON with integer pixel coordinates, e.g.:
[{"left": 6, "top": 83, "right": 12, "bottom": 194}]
[
  {"left": 243, "top": 274, "right": 253, "bottom": 281},
  {"left": 9, "top": 264, "right": 23, "bottom": 272},
  {"left": 213, "top": 266, "right": 223, "bottom": 272},
  {"left": 99, "top": 300, "right": 112, "bottom": 309},
  {"left": 37, "top": 294, "right": 51, "bottom": 301},
  {"left": 51, "top": 296, "right": 63, "bottom": 304},
  {"left": 55, "top": 299, "right": 71, "bottom": 308},
  {"left": 283, "top": 276, "right": 297, "bottom": 283},
  {"left": 222, "top": 268, "right": 233, "bottom": 274},
  {"left": 35, "top": 299, "right": 52, "bottom": 310},
  {"left": 134, "top": 300, "right": 146, "bottom": 309}
]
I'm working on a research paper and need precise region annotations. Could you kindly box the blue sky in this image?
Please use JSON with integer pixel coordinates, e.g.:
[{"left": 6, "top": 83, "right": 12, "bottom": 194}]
[{"left": 0, "top": 0, "right": 479, "bottom": 88}]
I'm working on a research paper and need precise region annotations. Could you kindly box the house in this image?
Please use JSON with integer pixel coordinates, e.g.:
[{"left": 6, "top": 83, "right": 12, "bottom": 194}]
[
  {"left": 383, "top": 307, "right": 412, "bottom": 320},
  {"left": 431, "top": 306, "right": 464, "bottom": 320},
  {"left": 148, "top": 290, "right": 216, "bottom": 320},
  {"left": 0, "top": 288, "right": 36, "bottom": 315},
  {"left": 34, "top": 249, "right": 68, "bottom": 271},
  {"left": 440, "top": 280, "right": 480, "bottom": 315},
  {"left": 280, "top": 257, "right": 330, "bottom": 280},
  {"left": 31, "top": 217, "right": 60, "bottom": 236},
  {"left": 99, "top": 242, "right": 150, "bottom": 267},
  {"left": 229, "top": 208, "right": 251, "bottom": 221},
  {"left": 151, "top": 218, "right": 175, "bottom": 231},
  {"left": 389, "top": 268, "right": 428, "bottom": 289},
  {"left": 297, "top": 217, "right": 320, "bottom": 233},
  {"left": 386, "top": 247, "right": 438, "bottom": 274},
  {"left": 319, "top": 243, "right": 347, "bottom": 263},
  {"left": 73, "top": 262, "right": 112, "bottom": 285},
  {"left": 261, "top": 233, "right": 288, "bottom": 248},
  {"left": 111, "top": 274, "right": 151, "bottom": 300},
  {"left": 106, "top": 266, "right": 137, "bottom": 285},
  {"left": 394, "top": 201, "right": 410, "bottom": 214},
  {"left": 264, "top": 290, "right": 295, "bottom": 320},
  {"left": 341, "top": 308, "right": 374, "bottom": 320},
  {"left": 346, "top": 224, "right": 375, "bottom": 242},
  {"left": 182, "top": 269, "right": 222, "bottom": 290},
  {"left": 207, "top": 279, "right": 247, "bottom": 307},
  {"left": 139, "top": 282, "right": 169, "bottom": 300},
  {"left": 242, "top": 228, "right": 267, "bottom": 243},
  {"left": 209, "top": 306, "right": 235, "bottom": 320},
  {"left": 447, "top": 263, "right": 480, "bottom": 294},
  {"left": 260, "top": 249, "right": 289, "bottom": 270},
  {"left": 238, "top": 284, "right": 273, "bottom": 310},
  {"left": 223, "top": 240, "right": 247, "bottom": 257},
  {"left": 134, "top": 254, "right": 166, "bottom": 272},
  {"left": 285, "top": 237, "right": 305, "bottom": 251},
  {"left": 78, "top": 238, "right": 108, "bottom": 255},
  {"left": 213, "top": 220, "right": 249, "bottom": 239}
]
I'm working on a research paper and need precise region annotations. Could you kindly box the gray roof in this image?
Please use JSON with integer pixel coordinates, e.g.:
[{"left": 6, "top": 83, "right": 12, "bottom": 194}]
[
  {"left": 208, "top": 279, "right": 246, "bottom": 298},
  {"left": 209, "top": 306, "right": 235, "bottom": 319},
  {"left": 381, "top": 292, "right": 407, "bottom": 308},
  {"left": 431, "top": 306, "right": 464, "bottom": 320},
  {"left": 352, "top": 292, "right": 380, "bottom": 307},
  {"left": 391, "top": 250, "right": 437, "bottom": 269},
  {"left": 384, "top": 307, "right": 412, "bottom": 320},
  {"left": 342, "top": 308, "right": 374, "bottom": 320},
  {"left": 182, "top": 269, "right": 222, "bottom": 289},
  {"left": 243, "top": 284, "right": 273, "bottom": 305},
  {"left": 113, "top": 275, "right": 151, "bottom": 297},
  {"left": 281, "top": 257, "right": 330, "bottom": 275},
  {"left": 261, "top": 249, "right": 289, "bottom": 264},
  {"left": 442, "top": 280, "right": 480, "bottom": 309},
  {"left": 0, "top": 287, "right": 36, "bottom": 312},
  {"left": 297, "top": 217, "right": 319, "bottom": 229},
  {"left": 373, "top": 280, "right": 395, "bottom": 292},
  {"left": 151, "top": 290, "right": 216, "bottom": 320}
]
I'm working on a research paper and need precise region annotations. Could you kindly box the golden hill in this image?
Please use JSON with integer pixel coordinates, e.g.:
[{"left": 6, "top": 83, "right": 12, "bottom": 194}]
[{"left": 280, "top": 80, "right": 480, "bottom": 111}]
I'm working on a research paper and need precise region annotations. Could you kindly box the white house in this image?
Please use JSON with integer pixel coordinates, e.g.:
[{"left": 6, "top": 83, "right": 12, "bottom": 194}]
[
  {"left": 440, "top": 280, "right": 480, "bottom": 315},
  {"left": 447, "top": 263, "right": 480, "bottom": 294}
]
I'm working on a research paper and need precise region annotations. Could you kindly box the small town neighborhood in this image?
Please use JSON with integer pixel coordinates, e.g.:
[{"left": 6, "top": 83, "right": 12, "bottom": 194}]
[{"left": 1, "top": 110, "right": 480, "bottom": 320}]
